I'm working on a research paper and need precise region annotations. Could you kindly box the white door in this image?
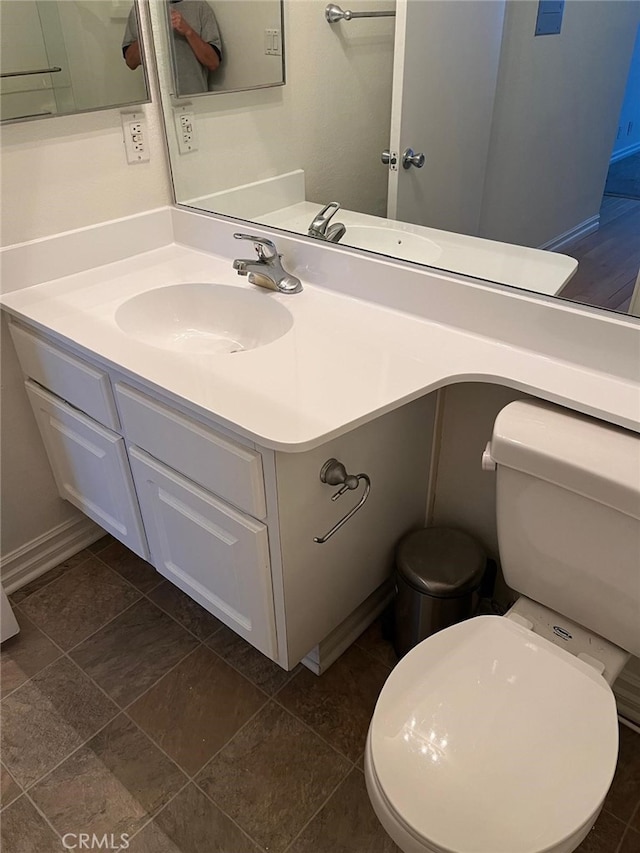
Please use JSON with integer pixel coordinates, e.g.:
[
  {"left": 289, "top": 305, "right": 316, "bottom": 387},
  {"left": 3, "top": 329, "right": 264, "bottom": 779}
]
[
  {"left": 387, "top": 0, "right": 506, "bottom": 236},
  {"left": 25, "top": 380, "right": 148, "bottom": 558},
  {"left": 128, "top": 447, "right": 277, "bottom": 660}
]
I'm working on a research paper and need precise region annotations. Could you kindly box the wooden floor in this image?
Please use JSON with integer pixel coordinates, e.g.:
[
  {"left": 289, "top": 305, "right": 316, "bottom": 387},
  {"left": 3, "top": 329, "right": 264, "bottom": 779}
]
[{"left": 558, "top": 195, "right": 640, "bottom": 315}]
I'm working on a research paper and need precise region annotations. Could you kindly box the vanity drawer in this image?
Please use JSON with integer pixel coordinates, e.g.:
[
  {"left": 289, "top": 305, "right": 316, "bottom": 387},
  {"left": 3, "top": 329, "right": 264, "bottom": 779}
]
[
  {"left": 9, "top": 322, "right": 120, "bottom": 430},
  {"left": 115, "top": 383, "right": 266, "bottom": 519}
]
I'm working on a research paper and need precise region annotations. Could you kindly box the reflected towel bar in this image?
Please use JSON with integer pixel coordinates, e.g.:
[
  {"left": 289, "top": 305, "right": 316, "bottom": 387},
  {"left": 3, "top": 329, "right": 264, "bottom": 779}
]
[
  {"left": 1, "top": 67, "right": 62, "bottom": 78},
  {"left": 1, "top": 112, "right": 53, "bottom": 122},
  {"left": 325, "top": 3, "right": 395, "bottom": 23}
]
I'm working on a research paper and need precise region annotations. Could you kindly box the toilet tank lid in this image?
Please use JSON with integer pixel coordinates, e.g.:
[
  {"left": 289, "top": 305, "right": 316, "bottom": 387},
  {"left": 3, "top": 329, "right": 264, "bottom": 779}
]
[{"left": 489, "top": 400, "right": 640, "bottom": 520}]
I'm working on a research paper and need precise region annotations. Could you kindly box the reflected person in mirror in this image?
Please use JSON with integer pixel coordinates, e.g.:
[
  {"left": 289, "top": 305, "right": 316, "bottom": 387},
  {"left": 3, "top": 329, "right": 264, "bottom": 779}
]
[{"left": 123, "top": 0, "right": 222, "bottom": 94}]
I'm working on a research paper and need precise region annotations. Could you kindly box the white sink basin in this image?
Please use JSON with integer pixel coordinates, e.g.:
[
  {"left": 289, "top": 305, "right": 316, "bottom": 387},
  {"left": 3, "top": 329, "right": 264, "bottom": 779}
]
[
  {"left": 115, "top": 283, "right": 293, "bottom": 354},
  {"left": 344, "top": 226, "right": 442, "bottom": 264}
]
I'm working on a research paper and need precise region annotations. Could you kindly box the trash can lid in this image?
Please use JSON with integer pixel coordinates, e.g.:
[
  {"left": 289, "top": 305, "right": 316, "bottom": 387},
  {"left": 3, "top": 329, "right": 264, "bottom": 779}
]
[{"left": 396, "top": 527, "right": 486, "bottom": 598}]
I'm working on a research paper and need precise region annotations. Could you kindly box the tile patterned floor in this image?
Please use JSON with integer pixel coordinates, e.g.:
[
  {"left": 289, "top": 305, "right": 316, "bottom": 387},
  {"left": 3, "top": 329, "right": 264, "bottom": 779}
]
[{"left": 2, "top": 535, "right": 639, "bottom": 853}]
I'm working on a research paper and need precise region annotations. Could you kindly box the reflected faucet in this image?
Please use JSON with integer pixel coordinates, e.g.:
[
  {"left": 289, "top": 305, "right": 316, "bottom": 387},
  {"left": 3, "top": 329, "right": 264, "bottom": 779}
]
[
  {"left": 308, "top": 201, "right": 346, "bottom": 243},
  {"left": 232, "top": 234, "right": 302, "bottom": 294}
]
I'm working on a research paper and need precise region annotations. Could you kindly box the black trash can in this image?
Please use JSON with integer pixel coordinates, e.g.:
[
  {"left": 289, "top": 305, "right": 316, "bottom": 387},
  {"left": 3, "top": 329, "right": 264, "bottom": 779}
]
[{"left": 394, "top": 526, "right": 486, "bottom": 658}]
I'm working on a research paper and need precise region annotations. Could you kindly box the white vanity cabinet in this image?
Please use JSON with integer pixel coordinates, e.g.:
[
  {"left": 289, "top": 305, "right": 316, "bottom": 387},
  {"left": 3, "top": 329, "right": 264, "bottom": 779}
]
[
  {"left": 9, "top": 318, "right": 435, "bottom": 671},
  {"left": 11, "top": 323, "right": 147, "bottom": 558}
]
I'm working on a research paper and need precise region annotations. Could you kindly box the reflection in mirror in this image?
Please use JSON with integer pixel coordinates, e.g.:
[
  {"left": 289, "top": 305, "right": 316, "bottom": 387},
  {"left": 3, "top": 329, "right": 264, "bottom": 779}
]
[
  {"left": 157, "top": 0, "right": 285, "bottom": 97},
  {"left": 0, "top": 0, "right": 149, "bottom": 123},
  {"left": 152, "top": 0, "right": 640, "bottom": 317}
]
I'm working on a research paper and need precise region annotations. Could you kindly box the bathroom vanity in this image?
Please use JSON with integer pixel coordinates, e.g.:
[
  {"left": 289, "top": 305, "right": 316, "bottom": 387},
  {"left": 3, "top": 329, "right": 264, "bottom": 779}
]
[
  {"left": 2, "top": 206, "right": 638, "bottom": 672},
  {"left": 6, "top": 312, "right": 433, "bottom": 671}
]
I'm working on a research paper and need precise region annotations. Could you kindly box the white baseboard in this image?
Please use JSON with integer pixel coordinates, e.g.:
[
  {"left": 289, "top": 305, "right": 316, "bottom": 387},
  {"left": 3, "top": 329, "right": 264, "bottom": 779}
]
[
  {"left": 614, "top": 655, "right": 640, "bottom": 727},
  {"left": 1, "top": 516, "right": 103, "bottom": 594},
  {"left": 609, "top": 140, "right": 640, "bottom": 165},
  {"left": 302, "top": 579, "right": 395, "bottom": 675},
  {"left": 538, "top": 215, "right": 600, "bottom": 253}
]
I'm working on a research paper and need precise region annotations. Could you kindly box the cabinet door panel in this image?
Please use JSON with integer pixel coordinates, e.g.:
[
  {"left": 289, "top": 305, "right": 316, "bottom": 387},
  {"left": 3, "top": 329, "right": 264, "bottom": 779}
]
[
  {"left": 25, "top": 381, "right": 148, "bottom": 558},
  {"left": 128, "top": 447, "right": 276, "bottom": 659}
]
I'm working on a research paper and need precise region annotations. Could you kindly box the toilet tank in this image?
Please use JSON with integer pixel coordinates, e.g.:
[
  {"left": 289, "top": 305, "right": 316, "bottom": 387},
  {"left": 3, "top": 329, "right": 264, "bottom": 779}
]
[{"left": 489, "top": 400, "right": 640, "bottom": 657}]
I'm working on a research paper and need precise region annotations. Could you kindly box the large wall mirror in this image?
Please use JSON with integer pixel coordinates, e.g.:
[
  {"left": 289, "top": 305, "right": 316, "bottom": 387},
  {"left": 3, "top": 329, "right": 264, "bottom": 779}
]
[
  {"left": 0, "top": 0, "right": 150, "bottom": 123},
  {"left": 151, "top": 0, "right": 640, "bottom": 318}
]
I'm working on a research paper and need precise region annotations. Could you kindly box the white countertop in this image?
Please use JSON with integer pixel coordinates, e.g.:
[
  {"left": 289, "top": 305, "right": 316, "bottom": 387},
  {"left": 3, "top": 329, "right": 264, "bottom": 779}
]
[{"left": 2, "top": 227, "right": 639, "bottom": 450}]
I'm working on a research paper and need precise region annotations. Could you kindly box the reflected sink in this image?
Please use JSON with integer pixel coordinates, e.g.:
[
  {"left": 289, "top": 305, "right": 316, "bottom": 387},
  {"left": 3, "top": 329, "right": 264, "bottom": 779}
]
[
  {"left": 343, "top": 226, "right": 442, "bottom": 264},
  {"left": 115, "top": 283, "right": 293, "bottom": 354}
]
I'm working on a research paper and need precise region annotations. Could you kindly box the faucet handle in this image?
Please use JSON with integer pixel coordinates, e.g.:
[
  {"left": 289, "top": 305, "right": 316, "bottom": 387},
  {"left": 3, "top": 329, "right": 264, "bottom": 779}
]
[{"left": 233, "top": 233, "right": 278, "bottom": 261}]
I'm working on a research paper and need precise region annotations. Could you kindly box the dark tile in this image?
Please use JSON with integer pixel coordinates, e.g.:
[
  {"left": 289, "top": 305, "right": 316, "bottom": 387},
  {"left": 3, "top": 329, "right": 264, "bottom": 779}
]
[
  {"left": 97, "top": 540, "right": 161, "bottom": 593},
  {"left": 277, "top": 644, "right": 390, "bottom": 761},
  {"left": 197, "top": 702, "right": 350, "bottom": 852},
  {"left": 575, "top": 810, "right": 626, "bottom": 853},
  {"left": 620, "top": 828, "right": 640, "bottom": 853},
  {"left": 206, "top": 624, "right": 294, "bottom": 694},
  {"left": 0, "top": 796, "right": 61, "bottom": 853},
  {"left": 148, "top": 581, "right": 223, "bottom": 641},
  {"left": 30, "top": 715, "right": 186, "bottom": 839},
  {"left": 88, "top": 534, "right": 117, "bottom": 554},
  {"left": 151, "top": 784, "right": 261, "bottom": 853},
  {"left": 1, "top": 763, "right": 21, "bottom": 809},
  {"left": 9, "top": 549, "right": 92, "bottom": 604},
  {"left": 0, "top": 610, "right": 61, "bottom": 697},
  {"left": 120, "top": 821, "right": 182, "bottom": 852},
  {"left": 129, "top": 645, "right": 266, "bottom": 776},
  {"left": 1, "top": 657, "right": 118, "bottom": 788},
  {"left": 355, "top": 618, "right": 398, "bottom": 669},
  {"left": 288, "top": 767, "right": 400, "bottom": 853},
  {"left": 19, "top": 556, "right": 140, "bottom": 650},
  {"left": 70, "top": 598, "right": 199, "bottom": 707},
  {"left": 604, "top": 724, "right": 640, "bottom": 822}
]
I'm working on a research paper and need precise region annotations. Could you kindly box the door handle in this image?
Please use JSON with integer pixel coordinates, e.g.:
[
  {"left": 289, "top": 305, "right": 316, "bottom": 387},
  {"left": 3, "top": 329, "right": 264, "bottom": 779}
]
[{"left": 402, "top": 148, "right": 425, "bottom": 169}]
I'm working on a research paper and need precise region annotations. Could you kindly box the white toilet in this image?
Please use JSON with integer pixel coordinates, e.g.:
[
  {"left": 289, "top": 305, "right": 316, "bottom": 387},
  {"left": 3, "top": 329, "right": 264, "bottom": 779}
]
[{"left": 365, "top": 399, "right": 640, "bottom": 853}]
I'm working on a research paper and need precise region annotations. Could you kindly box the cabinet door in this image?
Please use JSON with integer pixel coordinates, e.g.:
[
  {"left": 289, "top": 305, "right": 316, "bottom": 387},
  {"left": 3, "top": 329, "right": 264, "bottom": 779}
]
[
  {"left": 128, "top": 447, "right": 277, "bottom": 660},
  {"left": 25, "top": 381, "right": 148, "bottom": 558}
]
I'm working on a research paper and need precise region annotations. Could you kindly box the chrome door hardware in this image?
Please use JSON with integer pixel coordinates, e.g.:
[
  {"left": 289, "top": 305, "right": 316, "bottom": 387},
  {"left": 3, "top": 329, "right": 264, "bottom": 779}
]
[
  {"left": 314, "top": 458, "right": 371, "bottom": 544},
  {"left": 402, "top": 148, "right": 425, "bottom": 169},
  {"left": 381, "top": 149, "right": 398, "bottom": 171}
]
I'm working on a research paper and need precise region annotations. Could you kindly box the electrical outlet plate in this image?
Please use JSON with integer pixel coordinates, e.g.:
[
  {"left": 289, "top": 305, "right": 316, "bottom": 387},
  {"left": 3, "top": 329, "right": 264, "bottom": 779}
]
[
  {"left": 173, "top": 107, "right": 198, "bottom": 154},
  {"left": 120, "top": 110, "right": 149, "bottom": 164}
]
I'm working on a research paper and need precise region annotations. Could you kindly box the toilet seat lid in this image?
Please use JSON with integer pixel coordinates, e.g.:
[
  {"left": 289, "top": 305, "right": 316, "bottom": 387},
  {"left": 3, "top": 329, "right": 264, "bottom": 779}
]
[{"left": 370, "top": 616, "right": 618, "bottom": 853}]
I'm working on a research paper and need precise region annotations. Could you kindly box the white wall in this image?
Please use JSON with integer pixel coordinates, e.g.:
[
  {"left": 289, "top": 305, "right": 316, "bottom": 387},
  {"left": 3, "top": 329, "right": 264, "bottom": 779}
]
[
  {"left": 479, "top": 0, "right": 640, "bottom": 248},
  {"left": 161, "top": 0, "right": 394, "bottom": 218},
  {"left": 430, "top": 382, "right": 528, "bottom": 561},
  {"left": 0, "top": 1, "right": 170, "bottom": 575}
]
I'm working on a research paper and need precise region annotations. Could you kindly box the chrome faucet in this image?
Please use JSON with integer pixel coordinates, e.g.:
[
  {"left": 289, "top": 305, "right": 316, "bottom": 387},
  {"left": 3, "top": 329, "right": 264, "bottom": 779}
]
[
  {"left": 232, "top": 233, "right": 302, "bottom": 294},
  {"left": 308, "top": 201, "right": 346, "bottom": 243}
]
